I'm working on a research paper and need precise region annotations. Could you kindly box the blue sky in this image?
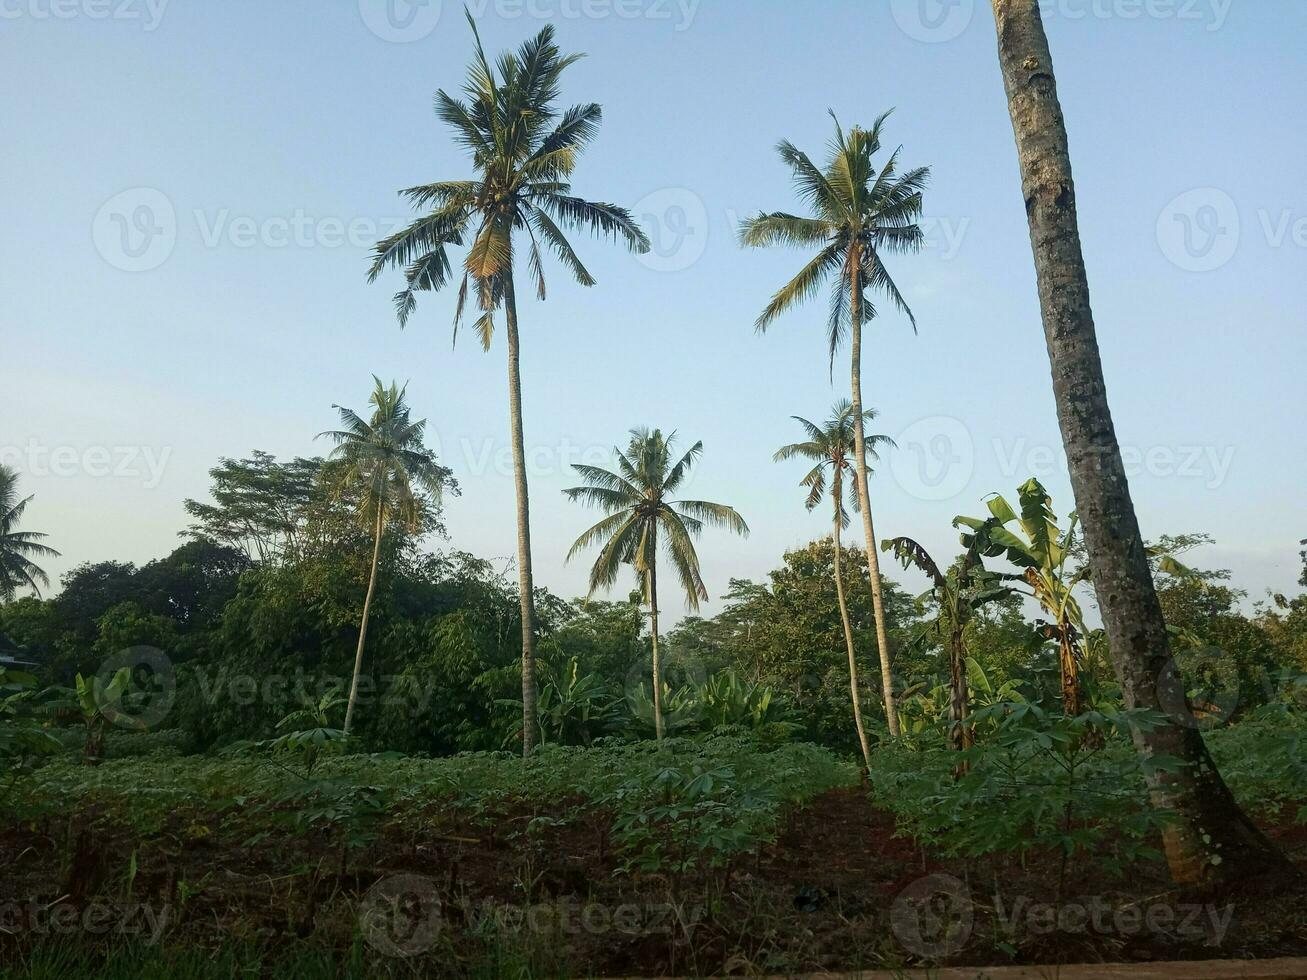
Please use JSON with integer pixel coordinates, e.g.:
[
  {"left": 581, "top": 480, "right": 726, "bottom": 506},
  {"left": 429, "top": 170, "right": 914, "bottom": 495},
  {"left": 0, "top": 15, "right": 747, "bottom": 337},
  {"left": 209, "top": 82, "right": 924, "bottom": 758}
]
[{"left": 4, "top": 0, "right": 1304, "bottom": 617}]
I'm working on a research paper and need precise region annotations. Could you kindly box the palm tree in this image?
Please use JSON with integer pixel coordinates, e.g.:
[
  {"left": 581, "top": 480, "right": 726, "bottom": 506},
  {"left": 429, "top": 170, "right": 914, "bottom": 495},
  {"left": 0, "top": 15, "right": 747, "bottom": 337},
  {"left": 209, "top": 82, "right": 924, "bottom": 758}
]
[
  {"left": 990, "top": 0, "right": 1281, "bottom": 882},
  {"left": 367, "top": 16, "right": 649, "bottom": 755},
  {"left": 0, "top": 465, "right": 60, "bottom": 601},
  {"left": 318, "top": 378, "right": 451, "bottom": 735},
  {"left": 741, "top": 113, "right": 928, "bottom": 736},
  {"left": 774, "top": 401, "right": 891, "bottom": 766},
  {"left": 563, "top": 429, "right": 748, "bottom": 740}
]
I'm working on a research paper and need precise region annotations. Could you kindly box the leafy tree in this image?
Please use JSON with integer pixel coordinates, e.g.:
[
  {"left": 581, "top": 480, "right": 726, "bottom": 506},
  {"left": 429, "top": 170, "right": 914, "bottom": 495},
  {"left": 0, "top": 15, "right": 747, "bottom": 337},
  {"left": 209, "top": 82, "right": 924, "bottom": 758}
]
[
  {"left": 775, "top": 400, "right": 891, "bottom": 766},
  {"left": 0, "top": 465, "right": 60, "bottom": 600},
  {"left": 367, "top": 16, "right": 649, "bottom": 755},
  {"left": 318, "top": 378, "right": 452, "bottom": 734},
  {"left": 741, "top": 113, "right": 929, "bottom": 737},
  {"left": 564, "top": 428, "right": 747, "bottom": 740},
  {"left": 991, "top": 0, "right": 1280, "bottom": 882},
  {"left": 183, "top": 452, "right": 322, "bottom": 563}
]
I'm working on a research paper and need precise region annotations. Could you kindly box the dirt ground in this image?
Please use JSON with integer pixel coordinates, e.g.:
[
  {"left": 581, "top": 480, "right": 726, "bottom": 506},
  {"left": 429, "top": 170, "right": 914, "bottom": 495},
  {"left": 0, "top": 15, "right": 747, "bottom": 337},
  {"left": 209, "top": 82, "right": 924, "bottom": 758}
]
[{"left": 2, "top": 789, "right": 1306, "bottom": 976}]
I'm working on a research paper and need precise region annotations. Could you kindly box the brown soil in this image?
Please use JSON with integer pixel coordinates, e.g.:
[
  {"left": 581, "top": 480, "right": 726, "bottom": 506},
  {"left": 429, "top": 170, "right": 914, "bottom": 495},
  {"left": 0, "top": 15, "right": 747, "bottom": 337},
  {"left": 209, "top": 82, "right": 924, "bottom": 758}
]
[{"left": 2, "top": 788, "right": 1305, "bottom": 977}]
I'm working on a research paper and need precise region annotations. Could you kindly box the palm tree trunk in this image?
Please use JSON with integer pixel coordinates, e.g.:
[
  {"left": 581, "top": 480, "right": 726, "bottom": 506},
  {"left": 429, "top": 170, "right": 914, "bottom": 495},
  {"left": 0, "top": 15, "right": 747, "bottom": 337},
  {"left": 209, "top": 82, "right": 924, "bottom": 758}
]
[
  {"left": 503, "top": 272, "right": 539, "bottom": 757},
  {"left": 344, "top": 503, "right": 384, "bottom": 735},
  {"left": 833, "top": 511, "right": 873, "bottom": 767},
  {"left": 848, "top": 249, "right": 900, "bottom": 737},
  {"left": 648, "top": 561, "right": 664, "bottom": 741},
  {"left": 991, "top": 0, "right": 1282, "bottom": 884}
]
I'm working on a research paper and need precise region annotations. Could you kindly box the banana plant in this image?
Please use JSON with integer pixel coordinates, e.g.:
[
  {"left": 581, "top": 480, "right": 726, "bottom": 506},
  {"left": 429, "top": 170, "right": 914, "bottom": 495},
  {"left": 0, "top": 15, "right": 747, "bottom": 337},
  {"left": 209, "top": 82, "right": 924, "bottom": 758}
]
[
  {"left": 73, "top": 667, "right": 145, "bottom": 765},
  {"left": 954, "top": 478, "right": 1090, "bottom": 715},
  {"left": 883, "top": 538, "right": 1012, "bottom": 750},
  {"left": 1, "top": 667, "right": 63, "bottom": 796},
  {"left": 499, "top": 656, "right": 623, "bottom": 748}
]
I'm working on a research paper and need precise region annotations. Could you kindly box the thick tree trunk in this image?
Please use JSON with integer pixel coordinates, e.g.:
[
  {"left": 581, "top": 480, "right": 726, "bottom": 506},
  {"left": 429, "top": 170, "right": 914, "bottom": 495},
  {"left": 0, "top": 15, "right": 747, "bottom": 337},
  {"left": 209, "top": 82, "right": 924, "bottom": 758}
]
[
  {"left": 991, "top": 0, "right": 1282, "bottom": 884},
  {"left": 848, "top": 253, "right": 900, "bottom": 736},
  {"left": 344, "top": 503, "right": 384, "bottom": 735},
  {"left": 504, "top": 273, "right": 539, "bottom": 757},
  {"left": 649, "top": 560, "right": 664, "bottom": 741},
  {"left": 833, "top": 509, "right": 873, "bottom": 767}
]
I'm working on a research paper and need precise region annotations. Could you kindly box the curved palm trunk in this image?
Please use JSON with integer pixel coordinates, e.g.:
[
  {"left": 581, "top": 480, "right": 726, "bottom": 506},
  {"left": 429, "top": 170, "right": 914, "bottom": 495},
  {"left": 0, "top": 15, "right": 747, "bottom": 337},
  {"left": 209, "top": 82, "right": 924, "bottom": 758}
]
[
  {"left": 992, "top": 0, "right": 1281, "bottom": 883},
  {"left": 848, "top": 254, "right": 900, "bottom": 737},
  {"left": 833, "top": 510, "right": 873, "bottom": 768},
  {"left": 504, "top": 273, "right": 540, "bottom": 757},
  {"left": 648, "top": 561, "right": 664, "bottom": 741},
  {"left": 344, "top": 503, "right": 385, "bottom": 735}
]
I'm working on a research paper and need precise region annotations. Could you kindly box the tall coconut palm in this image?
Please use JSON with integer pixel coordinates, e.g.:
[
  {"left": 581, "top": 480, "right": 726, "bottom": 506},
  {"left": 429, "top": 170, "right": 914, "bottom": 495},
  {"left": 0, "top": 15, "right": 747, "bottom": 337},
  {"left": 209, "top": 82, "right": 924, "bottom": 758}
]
[
  {"left": 563, "top": 429, "right": 748, "bottom": 740},
  {"left": 0, "top": 465, "right": 60, "bottom": 601},
  {"left": 318, "top": 378, "right": 451, "bottom": 735},
  {"left": 774, "top": 401, "right": 891, "bottom": 766},
  {"left": 991, "top": 0, "right": 1281, "bottom": 882},
  {"left": 367, "top": 16, "right": 649, "bottom": 755},
  {"left": 741, "top": 113, "right": 928, "bottom": 736}
]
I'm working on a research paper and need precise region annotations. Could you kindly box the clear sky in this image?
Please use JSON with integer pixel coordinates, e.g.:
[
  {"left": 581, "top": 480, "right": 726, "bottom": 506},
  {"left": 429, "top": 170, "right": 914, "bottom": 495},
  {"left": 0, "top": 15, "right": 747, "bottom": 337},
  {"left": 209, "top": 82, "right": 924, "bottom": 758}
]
[{"left": 4, "top": 0, "right": 1304, "bottom": 618}]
